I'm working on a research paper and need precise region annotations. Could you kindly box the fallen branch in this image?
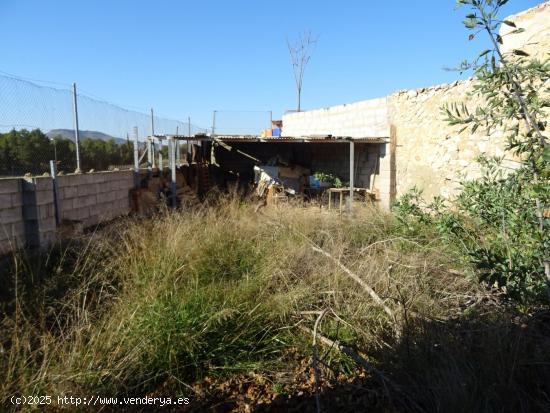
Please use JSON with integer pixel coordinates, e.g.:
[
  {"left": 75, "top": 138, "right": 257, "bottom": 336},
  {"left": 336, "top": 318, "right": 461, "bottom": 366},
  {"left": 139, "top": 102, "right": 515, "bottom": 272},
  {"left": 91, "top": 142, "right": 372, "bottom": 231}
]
[
  {"left": 310, "top": 245, "right": 395, "bottom": 319},
  {"left": 299, "top": 325, "right": 389, "bottom": 387},
  {"left": 299, "top": 325, "right": 426, "bottom": 413}
]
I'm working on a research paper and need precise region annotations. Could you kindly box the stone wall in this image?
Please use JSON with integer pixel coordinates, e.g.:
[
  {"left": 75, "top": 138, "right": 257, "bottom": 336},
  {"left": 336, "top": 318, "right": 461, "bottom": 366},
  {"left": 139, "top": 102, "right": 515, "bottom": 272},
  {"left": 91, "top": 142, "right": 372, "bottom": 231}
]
[
  {"left": 387, "top": 79, "right": 511, "bottom": 199},
  {"left": 390, "top": 2, "right": 550, "bottom": 199},
  {"left": 280, "top": 2, "right": 549, "bottom": 202},
  {"left": 0, "top": 170, "right": 135, "bottom": 255}
]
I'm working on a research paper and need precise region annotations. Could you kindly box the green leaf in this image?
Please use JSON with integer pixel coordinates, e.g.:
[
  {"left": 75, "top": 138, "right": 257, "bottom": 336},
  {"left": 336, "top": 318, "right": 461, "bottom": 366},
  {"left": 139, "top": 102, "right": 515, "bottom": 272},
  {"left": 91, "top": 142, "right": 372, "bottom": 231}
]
[
  {"left": 497, "top": 0, "right": 510, "bottom": 6},
  {"left": 513, "top": 49, "right": 529, "bottom": 57},
  {"left": 543, "top": 146, "right": 550, "bottom": 162},
  {"left": 464, "top": 17, "right": 478, "bottom": 29},
  {"left": 502, "top": 20, "right": 516, "bottom": 28},
  {"left": 478, "top": 49, "right": 491, "bottom": 58}
]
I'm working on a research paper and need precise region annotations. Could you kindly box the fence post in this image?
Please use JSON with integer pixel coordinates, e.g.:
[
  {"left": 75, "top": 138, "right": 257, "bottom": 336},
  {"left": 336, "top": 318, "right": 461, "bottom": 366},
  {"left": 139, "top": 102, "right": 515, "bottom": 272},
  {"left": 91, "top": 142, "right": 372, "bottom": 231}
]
[
  {"left": 168, "top": 136, "right": 177, "bottom": 208},
  {"left": 151, "top": 139, "right": 157, "bottom": 169},
  {"left": 176, "top": 140, "right": 181, "bottom": 166},
  {"left": 133, "top": 127, "right": 140, "bottom": 188},
  {"left": 146, "top": 137, "right": 153, "bottom": 176},
  {"left": 72, "top": 83, "right": 82, "bottom": 173},
  {"left": 158, "top": 145, "right": 163, "bottom": 171},
  {"left": 212, "top": 110, "right": 216, "bottom": 138},
  {"left": 50, "top": 160, "right": 61, "bottom": 225}
]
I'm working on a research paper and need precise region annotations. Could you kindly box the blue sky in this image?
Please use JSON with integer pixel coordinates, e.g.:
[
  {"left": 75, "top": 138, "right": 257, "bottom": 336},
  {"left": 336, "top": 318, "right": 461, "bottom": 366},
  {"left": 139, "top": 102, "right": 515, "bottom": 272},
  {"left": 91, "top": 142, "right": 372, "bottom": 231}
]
[{"left": 0, "top": 0, "right": 544, "bottom": 133}]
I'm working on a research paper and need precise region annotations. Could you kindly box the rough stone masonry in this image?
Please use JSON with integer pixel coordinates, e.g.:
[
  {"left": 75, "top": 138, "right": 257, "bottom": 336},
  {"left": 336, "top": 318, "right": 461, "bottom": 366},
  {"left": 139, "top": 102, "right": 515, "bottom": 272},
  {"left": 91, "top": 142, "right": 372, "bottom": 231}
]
[{"left": 282, "top": 2, "right": 550, "bottom": 201}]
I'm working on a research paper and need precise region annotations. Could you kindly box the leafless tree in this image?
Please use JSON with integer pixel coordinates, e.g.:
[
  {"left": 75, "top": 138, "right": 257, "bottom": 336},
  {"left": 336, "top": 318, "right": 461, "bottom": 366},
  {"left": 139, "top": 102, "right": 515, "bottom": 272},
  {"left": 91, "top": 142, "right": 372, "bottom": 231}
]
[{"left": 287, "top": 31, "right": 318, "bottom": 112}]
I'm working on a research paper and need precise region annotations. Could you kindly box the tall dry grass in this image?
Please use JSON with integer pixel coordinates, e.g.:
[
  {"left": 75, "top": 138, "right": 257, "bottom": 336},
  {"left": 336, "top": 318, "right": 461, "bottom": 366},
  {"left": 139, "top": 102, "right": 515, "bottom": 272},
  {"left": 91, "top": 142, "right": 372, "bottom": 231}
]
[{"left": 1, "top": 195, "right": 549, "bottom": 412}]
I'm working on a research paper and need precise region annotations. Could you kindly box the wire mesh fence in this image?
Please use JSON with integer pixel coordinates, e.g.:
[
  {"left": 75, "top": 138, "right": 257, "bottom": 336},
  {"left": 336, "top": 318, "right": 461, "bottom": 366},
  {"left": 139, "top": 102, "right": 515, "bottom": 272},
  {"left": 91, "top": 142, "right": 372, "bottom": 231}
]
[
  {"left": 0, "top": 73, "right": 207, "bottom": 177},
  {"left": 213, "top": 110, "right": 273, "bottom": 136}
]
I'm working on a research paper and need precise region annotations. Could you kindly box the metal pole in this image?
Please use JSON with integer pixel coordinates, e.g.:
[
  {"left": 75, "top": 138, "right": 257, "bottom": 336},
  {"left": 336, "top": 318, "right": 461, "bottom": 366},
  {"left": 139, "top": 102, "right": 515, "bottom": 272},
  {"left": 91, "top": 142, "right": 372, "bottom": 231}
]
[
  {"left": 176, "top": 140, "right": 181, "bottom": 166},
  {"left": 150, "top": 108, "right": 155, "bottom": 136},
  {"left": 187, "top": 116, "right": 192, "bottom": 164},
  {"left": 212, "top": 110, "right": 216, "bottom": 138},
  {"left": 50, "top": 160, "right": 61, "bottom": 225},
  {"left": 152, "top": 138, "right": 157, "bottom": 169},
  {"left": 349, "top": 140, "right": 355, "bottom": 213},
  {"left": 72, "top": 82, "right": 82, "bottom": 173},
  {"left": 133, "top": 127, "right": 139, "bottom": 188},
  {"left": 158, "top": 145, "right": 163, "bottom": 171},
  {"left": 147, "top": 137, "right": 153, "bottom": 173},
  {"left": 269, "top": 110, "right": 273, "bottom": 130},
  {"left": 169, "top": 136, "right": 177, "bottom": 208}
]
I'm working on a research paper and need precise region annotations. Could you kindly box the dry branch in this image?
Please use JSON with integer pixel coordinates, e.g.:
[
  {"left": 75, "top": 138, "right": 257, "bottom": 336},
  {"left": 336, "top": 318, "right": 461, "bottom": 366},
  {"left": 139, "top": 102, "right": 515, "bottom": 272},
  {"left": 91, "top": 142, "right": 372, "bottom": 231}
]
[{"left": 310, "top": 245, "right": 395, "bottom": 319}]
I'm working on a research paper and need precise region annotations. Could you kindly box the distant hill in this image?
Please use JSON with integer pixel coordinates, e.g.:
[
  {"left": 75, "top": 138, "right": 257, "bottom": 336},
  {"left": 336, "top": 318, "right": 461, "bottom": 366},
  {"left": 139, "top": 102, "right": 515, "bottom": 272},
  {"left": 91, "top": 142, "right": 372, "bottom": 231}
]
[{"left": 46, "top": 129, "right": 128, "bottom": 145}]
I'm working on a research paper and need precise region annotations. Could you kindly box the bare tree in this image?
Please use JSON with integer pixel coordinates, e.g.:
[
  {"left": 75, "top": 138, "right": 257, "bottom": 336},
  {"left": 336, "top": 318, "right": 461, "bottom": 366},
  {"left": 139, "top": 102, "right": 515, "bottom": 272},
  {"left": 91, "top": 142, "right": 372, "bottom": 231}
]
[{"left": 287, "top": 31, "right": 318, "bottom": 112}]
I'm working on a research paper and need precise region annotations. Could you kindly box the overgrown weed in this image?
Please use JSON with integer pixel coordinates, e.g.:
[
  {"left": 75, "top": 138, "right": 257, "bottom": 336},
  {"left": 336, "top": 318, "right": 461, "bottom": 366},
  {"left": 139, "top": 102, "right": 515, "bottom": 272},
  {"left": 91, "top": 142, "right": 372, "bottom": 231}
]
[{"left": 1, "top": 195, "right": 548, "bottom": 411}]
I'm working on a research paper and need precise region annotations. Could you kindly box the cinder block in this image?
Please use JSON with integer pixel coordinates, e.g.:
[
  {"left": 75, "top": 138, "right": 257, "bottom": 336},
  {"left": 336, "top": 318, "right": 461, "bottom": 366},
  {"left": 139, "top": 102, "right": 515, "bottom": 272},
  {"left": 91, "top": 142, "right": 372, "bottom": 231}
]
[
  {"left": 117, "top": 180, "right": 131, "bottom": 190},
  {"left": 77, "top": 183, "right": 92, "bottom": 197},
  {"left": 65, "top": 206, "right": 90, "bottom": 222},
  {"left": 33, "top": 177, "right": 53, "bottom": 191},
  {"left": 11, "top": 193, "right": 23, "bottom": 207},
  {"left": 0, "top": 206, "right": 22, "bottom": 224},
  {"left": 62, "top": 186, "right": 78, "bottom": 199},
  {"left": 98, "top": 191, "right": 117, "bottom": 203},
  {"left": 0, "top": 193, "right": 13, "bottom": 207},
  {"left": 0, "top": 179, "right": 21, "bottom": 194},
  {"left": 35, "top": 190, "right": 54, "bottom": 206},
  {"left": 74, "top": 194, "right": 97, "bottom": 208},
  {"left": 57, "top": 174, "right": 79, "bottom": 188},
  {"left": 38, "top": 204, "right": 54, "bottom": 220},
  {"left": 60, "top": 198, "right": 73, "bottom": 211},
  {"left": 38, "top": 217, "right": 56, "bottom": 233}
]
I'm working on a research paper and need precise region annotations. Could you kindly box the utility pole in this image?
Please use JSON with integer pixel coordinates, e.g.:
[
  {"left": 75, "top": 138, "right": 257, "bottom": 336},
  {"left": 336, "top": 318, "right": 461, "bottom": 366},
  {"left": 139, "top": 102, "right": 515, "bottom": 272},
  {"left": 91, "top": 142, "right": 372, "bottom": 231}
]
[
  {"left": 150, "top": 108, "right": 155, "bottom": 136},
  {"left": 72, "top": 82, "right": 82, "bottom": 173}
]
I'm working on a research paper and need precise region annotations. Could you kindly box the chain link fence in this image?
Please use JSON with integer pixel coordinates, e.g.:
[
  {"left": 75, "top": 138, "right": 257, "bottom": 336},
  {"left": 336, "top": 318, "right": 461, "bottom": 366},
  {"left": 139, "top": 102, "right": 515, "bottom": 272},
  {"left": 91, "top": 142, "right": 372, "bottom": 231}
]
[
  {"left": 212, "top": 110, "right": 273, "bottom": 136},
  {"left": 0, "top": 73, "right": 207, "bottom": 177}
]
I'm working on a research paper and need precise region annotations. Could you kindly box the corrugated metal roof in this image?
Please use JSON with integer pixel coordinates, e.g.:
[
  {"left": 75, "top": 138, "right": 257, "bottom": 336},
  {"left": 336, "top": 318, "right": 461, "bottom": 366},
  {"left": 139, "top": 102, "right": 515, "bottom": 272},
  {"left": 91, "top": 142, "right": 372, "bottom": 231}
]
[
  {"left": 149, "top": 134, "right": 388, "bottom": 143},
  {"left": 216, "top": 135, "right": 388, "bottom": 143}
]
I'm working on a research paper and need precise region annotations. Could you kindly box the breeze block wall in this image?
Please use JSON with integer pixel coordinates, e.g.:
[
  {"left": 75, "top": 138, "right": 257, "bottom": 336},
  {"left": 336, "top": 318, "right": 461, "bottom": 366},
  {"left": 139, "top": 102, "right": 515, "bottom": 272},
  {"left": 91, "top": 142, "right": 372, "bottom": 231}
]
[
  {"left": 57, "top": 170, "right": 134, "bottom": 227},
  {"left": 0, "top": 170, "right": 135, "bottom": 255},
  {"left": 282, "top": 97, "right": 390, "bottom": 138},
  {"left": 0, "top": 178, "right": 26, "bottom": 254}
]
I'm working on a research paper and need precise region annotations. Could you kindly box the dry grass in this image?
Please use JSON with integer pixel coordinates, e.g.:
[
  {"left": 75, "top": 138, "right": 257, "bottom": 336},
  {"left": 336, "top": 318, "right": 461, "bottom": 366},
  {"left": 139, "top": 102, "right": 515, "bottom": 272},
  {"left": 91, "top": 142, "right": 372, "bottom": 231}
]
[{"left": 1, "top": 195, "right": 549, "bottom": 412}]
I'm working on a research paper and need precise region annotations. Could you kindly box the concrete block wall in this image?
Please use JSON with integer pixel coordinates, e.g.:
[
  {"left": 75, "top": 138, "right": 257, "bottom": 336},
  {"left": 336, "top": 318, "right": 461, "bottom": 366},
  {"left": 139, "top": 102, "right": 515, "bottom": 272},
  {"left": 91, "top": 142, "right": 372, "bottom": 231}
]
[
  {"left": 57, "top": 171, "right": 134, "bottom": 227},
  {"left": 282, "top": 97, "right": 390, "bottom": 138},
  {"left": 0, "top": 170, "right": 135, "bottom": 255},
  {"left": 22, "top": 176, "right": 57, "bottom": 248},
  {"left": 0, "top": 178, "right": 25, "bottom": 254}
]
